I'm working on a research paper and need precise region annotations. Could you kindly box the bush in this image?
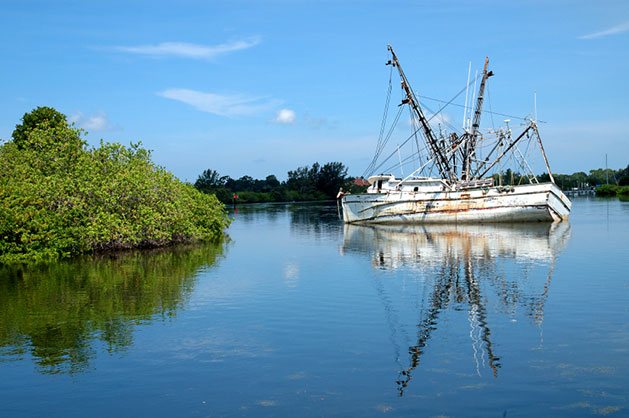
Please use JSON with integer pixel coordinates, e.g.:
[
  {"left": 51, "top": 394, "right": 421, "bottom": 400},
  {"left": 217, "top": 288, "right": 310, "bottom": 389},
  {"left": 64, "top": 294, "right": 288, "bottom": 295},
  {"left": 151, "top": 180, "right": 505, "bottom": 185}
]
[
  {"left": 0, "top": 111, "right": 229, "bottom": 263},
  {"left": 595, "top": 184, "right": 619, "bottom": 197}
]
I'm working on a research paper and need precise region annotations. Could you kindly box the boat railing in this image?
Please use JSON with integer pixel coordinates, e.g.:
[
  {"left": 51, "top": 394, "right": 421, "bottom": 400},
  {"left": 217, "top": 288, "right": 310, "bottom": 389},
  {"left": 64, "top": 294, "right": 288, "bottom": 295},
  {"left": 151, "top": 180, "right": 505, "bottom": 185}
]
[{"left": 455, "top": 178, "right": 494, "bottom": 190}]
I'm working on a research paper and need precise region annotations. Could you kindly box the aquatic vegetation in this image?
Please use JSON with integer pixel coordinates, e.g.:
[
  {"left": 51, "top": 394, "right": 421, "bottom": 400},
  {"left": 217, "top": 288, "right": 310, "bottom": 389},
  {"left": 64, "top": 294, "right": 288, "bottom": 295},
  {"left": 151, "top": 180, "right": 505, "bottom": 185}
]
[{"left": 0, "top": 107, "right": 230, "bottom": 263}]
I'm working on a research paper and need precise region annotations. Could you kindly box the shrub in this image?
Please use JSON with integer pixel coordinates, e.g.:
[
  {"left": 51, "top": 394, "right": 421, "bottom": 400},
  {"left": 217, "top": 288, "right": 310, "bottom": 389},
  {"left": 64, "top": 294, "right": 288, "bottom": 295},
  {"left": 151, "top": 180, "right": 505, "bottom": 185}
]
[
  {"left": 0, "top": 111, "right": 229, "bottom": 263},
  {"left": 595, "top": 184, "right": 619, "bottom": 197}
]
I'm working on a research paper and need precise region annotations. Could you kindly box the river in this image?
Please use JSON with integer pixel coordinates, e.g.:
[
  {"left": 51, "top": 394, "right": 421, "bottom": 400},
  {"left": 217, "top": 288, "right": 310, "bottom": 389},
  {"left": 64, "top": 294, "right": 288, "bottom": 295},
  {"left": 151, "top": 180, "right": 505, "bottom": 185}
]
[{"left": 1, "top": 196, "right": 627, "bottom": 417}]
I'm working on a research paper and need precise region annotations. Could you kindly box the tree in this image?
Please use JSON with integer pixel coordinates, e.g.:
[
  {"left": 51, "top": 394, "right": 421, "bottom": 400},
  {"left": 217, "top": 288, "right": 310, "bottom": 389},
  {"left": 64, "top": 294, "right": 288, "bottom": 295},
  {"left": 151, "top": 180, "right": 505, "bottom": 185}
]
[
  {"left": 287, "top": 166, "right": 314, "bottom": 194},
  {"left": 265, "top": 175, "right": 280, "bottom": 189},
  {"left": 317, "top": 162, "right": 348, "bottom": 198},
  {"left": 12, "top": 106, "right": 79, "bottom": 150},
  {"left": 194, "top": 169, "right": 227, "bottom": 193}
]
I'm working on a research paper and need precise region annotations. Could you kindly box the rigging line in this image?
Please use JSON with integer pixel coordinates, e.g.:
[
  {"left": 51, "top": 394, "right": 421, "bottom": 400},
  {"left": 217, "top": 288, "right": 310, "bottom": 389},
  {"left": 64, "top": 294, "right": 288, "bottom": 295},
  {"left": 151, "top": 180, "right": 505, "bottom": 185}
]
[
  {"left": 370, "top": 106, "right": 405, "bottom": 174},
  {"left": 381, "top": 149, "right": 424, "bottom": 175},
  {"left": 409, "top": 107, "right": 421, "bottom": 170},
  {"left": 367, "top": 95, "right": 404, "bottom": 176},
  {"left": 417, "top": 94, "right": 530, "bottom": 122},
  {"left": 366, "top": 106, "right": 405, "bottom": 177},
  {"left": 415, "top": 72, "right": 483, "bottom": 135},
  {"left": 487, "top": 86, "right": 495, "bottom": 130},
  {"left": 375, "top": 67, "right": 394, "bottom": 155},
  {"left": 365, "top": 66, "right": 394, "bottom": 178},
  {"left": 371, "top": 111, "right": 453, "bottom": 177},
  {"left": 368, "top": 91, "right": 471, "bottom": 177},
  {"left": 367, "top": 72, "right": 482, "bottom": 177},
  {"left": 379, "top": 65, "right": 394, "bottom": 141},
  {"left": 370, "top": 126, "right": 422, "bottom": 175},
  {"left": 420, "top": 100, "right": 463, "bottom": 134}
]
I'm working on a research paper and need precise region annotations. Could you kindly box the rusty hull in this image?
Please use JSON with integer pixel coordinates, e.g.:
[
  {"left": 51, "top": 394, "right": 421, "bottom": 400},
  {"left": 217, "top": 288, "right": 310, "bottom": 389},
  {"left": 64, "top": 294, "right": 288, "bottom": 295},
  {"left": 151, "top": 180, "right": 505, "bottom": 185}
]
[{"left": 341, "top": 183, "right": 571, "bottom": 224}]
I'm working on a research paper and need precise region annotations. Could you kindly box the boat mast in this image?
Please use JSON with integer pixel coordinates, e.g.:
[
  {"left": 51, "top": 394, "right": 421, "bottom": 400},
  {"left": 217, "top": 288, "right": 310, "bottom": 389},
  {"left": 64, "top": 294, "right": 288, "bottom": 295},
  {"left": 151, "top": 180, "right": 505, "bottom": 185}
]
[
  {"left": 387, "top": 45, "right": 455, "bottom": 182},
  {"left": 462, "top": 57, "right": 493, "bottom": 180}
]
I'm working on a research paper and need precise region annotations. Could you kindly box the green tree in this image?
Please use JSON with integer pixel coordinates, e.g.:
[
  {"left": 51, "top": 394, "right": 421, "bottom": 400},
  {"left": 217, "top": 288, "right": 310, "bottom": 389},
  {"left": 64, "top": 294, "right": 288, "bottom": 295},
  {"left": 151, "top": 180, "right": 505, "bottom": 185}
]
[
  {"left": 194, "top": 169, "right": 227, "bottom": 193},
  {"left": 287, "top": 165, "right": 315, "bottom": 195},
  {"left": 12, "top": 106, "right": 79, "bottom": 150},
  {"left": 316, "top": 162, "right": 348, "bottom": 198},
  {"left": 265, "top": 174, "right": 280, "bottom": 189}
]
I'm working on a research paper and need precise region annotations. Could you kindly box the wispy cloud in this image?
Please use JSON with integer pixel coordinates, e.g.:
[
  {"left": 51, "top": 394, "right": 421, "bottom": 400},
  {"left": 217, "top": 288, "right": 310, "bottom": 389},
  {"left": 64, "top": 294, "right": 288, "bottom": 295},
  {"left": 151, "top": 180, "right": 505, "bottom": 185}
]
[
  {"left": 270, "top": 109, "right": 296, "bottom": 124},
  {"left": 114, "top": 37, "right": 260, "bottom": 59},
  {"left": 579, "top": 21, "right": 629, "bottom": 39},
  {"left": 303, "top": 113, "right": 334, "bottom": 130},
  {"left": 158, "top": 88, "right": 280, "bottom": 117},
  {"left": 69, "top": 110, "right": 114, "bottom": 131}
]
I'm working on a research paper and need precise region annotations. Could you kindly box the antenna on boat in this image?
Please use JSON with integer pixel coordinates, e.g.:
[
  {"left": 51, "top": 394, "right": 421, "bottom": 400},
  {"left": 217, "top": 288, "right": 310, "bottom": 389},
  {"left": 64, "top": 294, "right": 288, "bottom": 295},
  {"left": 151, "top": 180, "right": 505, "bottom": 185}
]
[
  {"left": 463, "top": 61, "right": 472, "bottom": 131},
  {"left": 468, "top": 70, "right": 478, "bottom": 131},
  {"left": 534, "top": 90, "right": 538, "bottom": 123}
]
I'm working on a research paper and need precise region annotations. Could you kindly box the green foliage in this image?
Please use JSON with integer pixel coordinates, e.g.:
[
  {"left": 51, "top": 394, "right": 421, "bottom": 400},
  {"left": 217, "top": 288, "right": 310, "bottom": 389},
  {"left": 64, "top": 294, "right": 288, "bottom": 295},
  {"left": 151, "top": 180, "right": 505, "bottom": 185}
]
[
  {"left": 195, "top": 162, "right": 349, "bottom": 204},
  {"left": 595, "top": 184, "right": 619, "bottom": 197},
  {"left": 194, "top": 169, "right": 228, "bottom": 193},
  {"left": 317, "top": 162, "right": 348, "bottom": 197},
  {"left": 12, "top": 106, "right": 78, "bottom": 150},
  {"left": 0, "top": 108, "right": 229, "bottom": 264},
  {"left": 596, "top": 184, "right": 629, "bottom": 200}
]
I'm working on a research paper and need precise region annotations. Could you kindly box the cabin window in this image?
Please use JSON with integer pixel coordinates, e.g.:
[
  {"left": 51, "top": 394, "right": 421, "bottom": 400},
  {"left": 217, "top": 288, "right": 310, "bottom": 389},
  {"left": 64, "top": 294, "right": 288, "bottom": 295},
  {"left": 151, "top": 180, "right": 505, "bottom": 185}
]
[
  {"left": 414, "top": 187, "right": 419, "bottom": 192},
  {"left": 377, "top": 180, "right": 382, "bottom": 192}
]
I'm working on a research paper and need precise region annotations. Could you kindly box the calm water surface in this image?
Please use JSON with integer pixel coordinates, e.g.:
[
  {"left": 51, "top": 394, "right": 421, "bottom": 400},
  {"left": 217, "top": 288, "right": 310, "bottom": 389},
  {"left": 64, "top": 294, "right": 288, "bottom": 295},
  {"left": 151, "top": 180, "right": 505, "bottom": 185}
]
[{"left": 1, "top": 197, "right": 628, "bottom": 417}]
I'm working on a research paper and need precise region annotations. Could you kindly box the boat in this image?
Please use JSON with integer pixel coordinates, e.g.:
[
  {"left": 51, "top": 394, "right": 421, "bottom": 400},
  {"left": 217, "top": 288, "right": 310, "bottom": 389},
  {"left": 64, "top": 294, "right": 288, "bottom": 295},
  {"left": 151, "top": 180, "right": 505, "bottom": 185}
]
[{"left": 341, "top": 45, "right": 571, "bottom": 224}]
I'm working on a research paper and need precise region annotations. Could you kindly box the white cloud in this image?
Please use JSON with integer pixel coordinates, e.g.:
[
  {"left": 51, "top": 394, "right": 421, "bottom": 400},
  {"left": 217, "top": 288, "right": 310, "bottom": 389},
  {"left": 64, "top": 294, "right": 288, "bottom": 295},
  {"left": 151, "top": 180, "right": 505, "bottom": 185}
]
[
  {"left": 158, "top": 88, "right": 279, "bottom": 116},
  {"left": 69, "top": 110, "right": 112, "bottom": 131},
  {"left": 579, "top": 21, "right": 629, "bottom": 39},
  {"left": 114, "top": 38, "right": 260, "bottom": 59},
  {"left": 426, "top": 112, "right": 452, "bottom": 126},
  {"left": 405, "top": 112, "right": 454, "bottom": 132},
  {"left": 271, "top": 109, "right": 296, "bottom": 124}
]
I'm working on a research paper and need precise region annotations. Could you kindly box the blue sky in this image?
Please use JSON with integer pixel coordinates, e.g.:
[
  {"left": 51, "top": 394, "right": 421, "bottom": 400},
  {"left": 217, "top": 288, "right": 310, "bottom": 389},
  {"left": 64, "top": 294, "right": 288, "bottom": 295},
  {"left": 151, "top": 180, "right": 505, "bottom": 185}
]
[{"left": 1, "top": 0, "right": 627, "bottom": 181}]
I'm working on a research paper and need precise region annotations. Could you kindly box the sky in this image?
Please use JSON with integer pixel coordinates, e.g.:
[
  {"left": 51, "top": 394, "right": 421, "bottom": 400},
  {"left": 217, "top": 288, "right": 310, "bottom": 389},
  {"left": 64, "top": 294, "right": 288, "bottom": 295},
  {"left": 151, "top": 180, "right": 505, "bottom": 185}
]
[{"left": 1, "top": 0, "right": 628, "bottom": 182}]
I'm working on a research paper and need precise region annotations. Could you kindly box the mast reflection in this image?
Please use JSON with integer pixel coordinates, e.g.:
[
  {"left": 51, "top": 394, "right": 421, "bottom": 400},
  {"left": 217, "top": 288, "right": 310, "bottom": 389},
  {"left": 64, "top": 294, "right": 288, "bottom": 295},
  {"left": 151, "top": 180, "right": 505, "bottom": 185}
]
[{"left": 341, "top": 222, "right": 571, "bottom": 396}]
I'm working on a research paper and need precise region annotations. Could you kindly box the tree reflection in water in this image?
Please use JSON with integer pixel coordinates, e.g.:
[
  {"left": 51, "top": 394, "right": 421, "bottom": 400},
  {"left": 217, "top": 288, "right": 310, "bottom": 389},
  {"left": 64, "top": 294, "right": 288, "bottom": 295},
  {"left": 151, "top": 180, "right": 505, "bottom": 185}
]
[
  {"left": 341, "top": 222, "right": 571, "bottom": 396},
  {"left": 0, "top": 242, "right": 224, "bottom": 375}
]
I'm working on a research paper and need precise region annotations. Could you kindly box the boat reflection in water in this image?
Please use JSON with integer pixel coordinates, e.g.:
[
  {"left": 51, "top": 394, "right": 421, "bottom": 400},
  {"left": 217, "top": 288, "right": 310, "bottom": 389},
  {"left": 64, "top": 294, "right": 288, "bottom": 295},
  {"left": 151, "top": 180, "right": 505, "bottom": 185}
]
[{"left": 341, "top": 222, "right": 571, "bottom": 396}]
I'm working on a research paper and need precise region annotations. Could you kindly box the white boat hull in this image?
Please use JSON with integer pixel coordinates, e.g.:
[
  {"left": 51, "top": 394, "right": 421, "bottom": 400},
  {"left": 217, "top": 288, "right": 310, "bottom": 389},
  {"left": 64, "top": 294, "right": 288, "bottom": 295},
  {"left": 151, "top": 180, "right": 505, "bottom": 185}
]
[{"left": 341, "top": 183, "right": 571, "bottom": 224}]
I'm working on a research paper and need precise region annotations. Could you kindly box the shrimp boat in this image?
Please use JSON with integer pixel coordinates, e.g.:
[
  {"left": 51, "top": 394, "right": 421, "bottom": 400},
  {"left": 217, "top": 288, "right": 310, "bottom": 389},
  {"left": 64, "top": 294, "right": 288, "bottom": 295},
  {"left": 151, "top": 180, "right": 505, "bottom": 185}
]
[{"left": 341, "top": 45, "right": 571, "bottom": 224}]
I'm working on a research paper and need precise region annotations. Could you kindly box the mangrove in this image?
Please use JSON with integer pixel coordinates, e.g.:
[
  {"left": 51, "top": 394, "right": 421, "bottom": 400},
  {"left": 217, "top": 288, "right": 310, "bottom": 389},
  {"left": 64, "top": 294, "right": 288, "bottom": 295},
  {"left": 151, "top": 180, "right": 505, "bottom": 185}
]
[{"left": 0, "top": 107, "right": 230, "bottom": 264}]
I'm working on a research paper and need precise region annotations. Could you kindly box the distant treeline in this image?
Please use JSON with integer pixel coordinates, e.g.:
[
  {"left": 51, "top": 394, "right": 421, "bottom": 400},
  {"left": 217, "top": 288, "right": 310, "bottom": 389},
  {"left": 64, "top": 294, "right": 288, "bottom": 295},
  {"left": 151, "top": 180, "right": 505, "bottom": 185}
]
[
  {"left": 194, "top": 162, "right": 367, "bottom": 204},
  {"left": 490, "top": 166, "right": 629, "bottom": 190},
  {"left": 492, "top": 166, "right": 629, "bottom": 200},
  {"left": 195, "top": 164, "right": 629, "bottom": 204}
]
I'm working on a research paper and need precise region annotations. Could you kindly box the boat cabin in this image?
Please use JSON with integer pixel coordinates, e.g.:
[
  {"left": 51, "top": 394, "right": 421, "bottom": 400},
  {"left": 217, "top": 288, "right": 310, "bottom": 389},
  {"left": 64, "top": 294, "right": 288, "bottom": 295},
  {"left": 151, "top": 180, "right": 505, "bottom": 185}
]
[{"left": 367, "top": 174, "right": 447, "bottom": 194}]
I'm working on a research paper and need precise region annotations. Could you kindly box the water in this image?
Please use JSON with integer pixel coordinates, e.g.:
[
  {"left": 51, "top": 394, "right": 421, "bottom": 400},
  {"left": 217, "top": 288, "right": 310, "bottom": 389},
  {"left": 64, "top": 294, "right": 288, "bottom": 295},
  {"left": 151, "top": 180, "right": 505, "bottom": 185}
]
[{"left": 0, "top": 197, "right": 627, "bottom": 417}]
